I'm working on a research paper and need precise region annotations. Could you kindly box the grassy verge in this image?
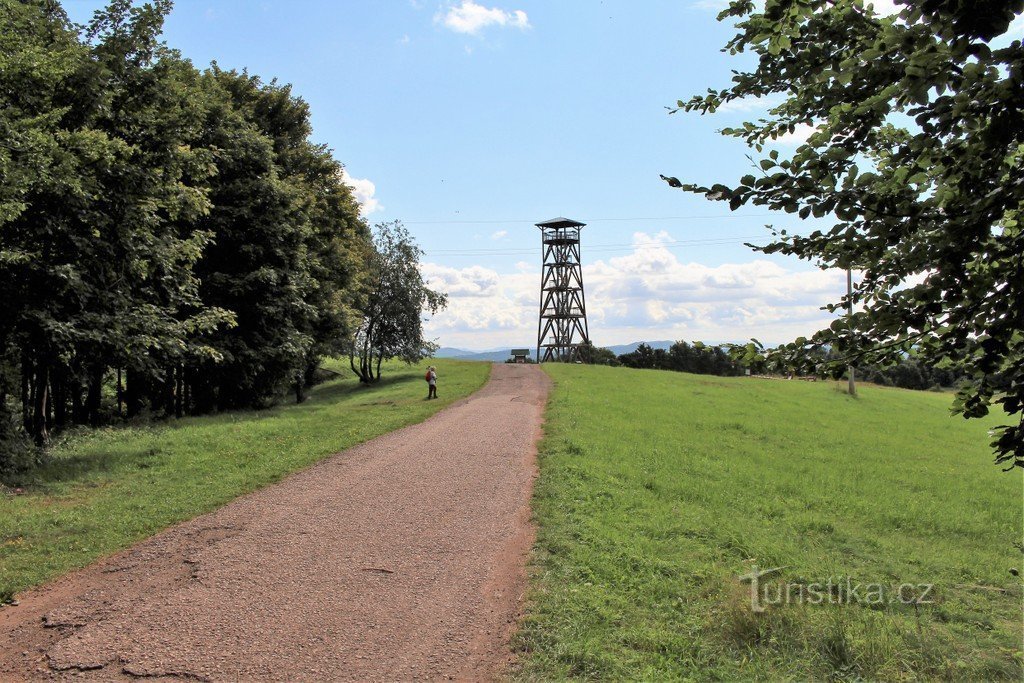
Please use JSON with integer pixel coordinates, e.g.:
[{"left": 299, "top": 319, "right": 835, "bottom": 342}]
[
  {"left": 515, "top": 365, "right": 1023, "bottom": 680},
  {"left": 0, "top": 359, "right": 489, "bottom": 599}
]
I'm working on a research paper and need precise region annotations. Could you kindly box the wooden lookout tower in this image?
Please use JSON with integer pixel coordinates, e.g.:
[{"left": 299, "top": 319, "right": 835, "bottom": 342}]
[{"left": 536, "top": 217, "right": 590, "bottom": 363}]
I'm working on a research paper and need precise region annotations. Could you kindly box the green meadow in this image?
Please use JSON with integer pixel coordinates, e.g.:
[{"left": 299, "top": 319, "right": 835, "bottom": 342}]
[
  {"left": 515, "top": 364, "right": 1023, "bottom": 681},
  {"left": 0, "top": 360, "right": 489, "bottom": 599}
]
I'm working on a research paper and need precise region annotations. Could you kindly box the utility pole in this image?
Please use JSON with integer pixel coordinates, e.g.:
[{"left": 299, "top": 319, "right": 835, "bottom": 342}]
[{"left": 847, "top": 268, "right": 856, "bottom": 396}]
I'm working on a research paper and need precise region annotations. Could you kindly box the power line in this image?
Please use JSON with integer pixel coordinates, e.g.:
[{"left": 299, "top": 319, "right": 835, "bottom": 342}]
[
  {"left": 425, "top": 235, "right": 767, "bottom": 256},
  {"left": 403, "top": 214, "right": 776, "bottom": 225},
  {"left": 426, "top": 239, "right": 764, "bottom": 256}
]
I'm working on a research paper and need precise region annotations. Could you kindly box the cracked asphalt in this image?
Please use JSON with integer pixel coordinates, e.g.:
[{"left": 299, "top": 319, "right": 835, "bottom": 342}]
[{"left": 0, "top": 363, "right": 550, "bottom": 681}]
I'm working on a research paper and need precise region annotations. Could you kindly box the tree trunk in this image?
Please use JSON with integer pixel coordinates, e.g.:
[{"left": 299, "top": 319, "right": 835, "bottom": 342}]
[
  {"left": 53, "top": 368, "right": 67, "bottom": 429},
  {"left": 175, "top": 364, "right": 184, "bottom": 418},
  {"left": 183, "top": 373, "right": 191, "bottom": 415},
  {"left": 161, "top": 369, "right": 175, "bottom": 416},
  {"left": 86, "top": 366, "right": 103, "bottom": 428},
  {"left": 190, "top": 365, "right": 216, "bottom": 414},
  {"left": 303, "top": 356, "right": 318, "bottom": 388},
  {"left": 360, "top": 319, "right": 375, "bottom": 384},
  {"left": 349, "top": 344, "right": 361, "bottom": 382},
  {"left": 125, "top": 367, "right": 145, "bottom": 418},
  {"left": 117, "top": 368, "right": 124, "bottom": 418},
  {"left": 32, "top": 362, "right": 50, "bottom": 447},
  {"left": 21, "top": 357, "right": 31, "bottom": 432},
  {"left": 84, "top": 366, "right": 102, "bottom": 423},
  {"left": 46, "top": 375, "right": 55, "bottom": 431},
  {"left": 71, "top": 380, "right": 85, "bottom": 424}
]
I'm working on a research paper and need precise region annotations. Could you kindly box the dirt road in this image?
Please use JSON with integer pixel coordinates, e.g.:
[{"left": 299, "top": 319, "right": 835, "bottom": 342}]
[{"left": 0, "top": 363, "right": 550, "bottom": 681}]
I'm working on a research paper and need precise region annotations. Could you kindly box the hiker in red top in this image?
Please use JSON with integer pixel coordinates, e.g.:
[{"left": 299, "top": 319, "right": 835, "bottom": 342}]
[{"left": 426, "top": 366, "right": 438, "bottom": 399}]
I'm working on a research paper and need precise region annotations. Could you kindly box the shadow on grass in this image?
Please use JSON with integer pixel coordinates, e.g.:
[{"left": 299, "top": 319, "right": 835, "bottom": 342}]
[
  {"left": 18, "top": 445, "right": 163, "bottom": 489},
  {"left": 16, "top": 372, "right": 421, "bottom": 491},
  {"left": 305, "top": 371, "right": 415, "bottom": 406}
]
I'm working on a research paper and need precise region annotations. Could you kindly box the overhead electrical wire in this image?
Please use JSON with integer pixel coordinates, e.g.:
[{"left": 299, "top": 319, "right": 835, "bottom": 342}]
[
  {"left": 408, "top": 212, "right": 780, "bottom": 256},
  {"left": 403, "top": 213, "right": 776, "bottom": 225},
  {"left": 424, "top": 235, "right": 769, "bottom": 257}
]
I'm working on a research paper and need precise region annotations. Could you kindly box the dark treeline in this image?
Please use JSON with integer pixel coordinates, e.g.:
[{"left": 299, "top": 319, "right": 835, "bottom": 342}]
[
  {"left": 581, "top": 341, "right": 745, "bottom": 377},
  {"left": 616, "top": 341, "right": 744, "bottom": 376},
  {"left": 582, "top": 341, "right": 970, "bottom": 391},
  {"left": 741, "top": 347, "right": 972, "bottom": 391},
  {"left": 855, "top": 359, "right": 969, "bottom": 391},
  {"left": 0, "top": 1, "right": 405, "bottom": 471}
]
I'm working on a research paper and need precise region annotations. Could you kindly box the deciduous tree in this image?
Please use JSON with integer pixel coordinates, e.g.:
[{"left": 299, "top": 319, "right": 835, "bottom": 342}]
[
  {"left": 669, "top": 0, "right": 1024, "bottom": 468},
  {"left": 349, "top": 222, "right": 446, "bottom": 384},
  {"left": 1, "top": 0, "right": 228, "bottom": 445},
  {"left": 0, "top": 0, "right": 372, "bottom": 475}
]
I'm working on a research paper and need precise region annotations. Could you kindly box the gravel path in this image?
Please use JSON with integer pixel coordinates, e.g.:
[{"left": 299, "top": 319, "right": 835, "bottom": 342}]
[{"left": 0, "top": 363, "right": 550, "bottom": 681}]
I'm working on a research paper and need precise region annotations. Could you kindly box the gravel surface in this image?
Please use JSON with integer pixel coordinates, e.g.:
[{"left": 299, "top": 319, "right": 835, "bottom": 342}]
[{"left": 0, "top": 363, "right": 550, "bottom": 681}]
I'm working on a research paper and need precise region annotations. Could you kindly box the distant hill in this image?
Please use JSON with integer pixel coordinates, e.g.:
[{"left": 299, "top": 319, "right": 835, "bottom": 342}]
[
  {"left": 603, "top": 340, "right": 675, "bottom": 355},
  {"left": 435, "top": 347, "right": 477, "bottom": 358},
  {"left": 434, "top": 346, "right": 534, "bottom": 363},
  {"left": 452, "top": 350, "right": 522, "bottom": 362},
  {"left": 433, "top": 341, "right": 678, "bottom": 363}
]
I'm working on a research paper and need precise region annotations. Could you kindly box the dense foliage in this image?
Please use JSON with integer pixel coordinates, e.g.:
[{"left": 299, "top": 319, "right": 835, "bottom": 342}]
[
  {"left": 668, "top": 0, "right": 1024, "bottom": 469},
  {"left": 855, "top": 356, "right": 969, "bottom": 391},
  {"left": 0, "top": 1, "right": 433, "bottom": 475},
  {"left": 580, "top": 341, "right": 744, "bottom": 376},
  {"left": 615, "top": 342, "right": 745, "bottom": 376},
  {"left": 741, "top": 343, "right": 973, "bottom": 390},
  {"left": 576, "top": 341, "right": 616, "bottom": 366}
]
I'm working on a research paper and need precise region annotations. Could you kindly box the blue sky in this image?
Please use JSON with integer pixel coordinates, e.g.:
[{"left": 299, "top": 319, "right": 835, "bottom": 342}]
[{"left": 65, "top": 0, "right": 863, "bottom": 349}]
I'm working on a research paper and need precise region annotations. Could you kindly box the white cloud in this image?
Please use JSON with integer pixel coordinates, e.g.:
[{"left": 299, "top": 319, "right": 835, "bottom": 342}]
[
  {"left": 716, "top": 95, "right": 784, "bottom": 114},
  {"left": 773, "top": 123, "right": 818, "bottom": 146},
  {"left": 423, "top": 263, "right": 501, "bottom": 298},
  {"left": 491, "top": 230, "right": 508, "bottom": 240},
  {"left": 691, "top": 0, "right": 732, "bottom": 11},
  {"left": 340, "top": 169, "right": 382, "bottom": 215},
  {"left": 423, "top": 264, "right": 528, "bottom": 337},
  {"left": 422, "top": 231, "right": 852, "bottom": 349},
  {"left": 436, "top": 1, "right": 530, "bottom": 35},
  {"left": 691, "top": 0, "right": 767, "bottom": 12},
  {"left": 865, "top": 0, "right": 901, "bottom": 16},
  {"left": 1008, "top": 14, "right": 1024, "bottom": 37}
]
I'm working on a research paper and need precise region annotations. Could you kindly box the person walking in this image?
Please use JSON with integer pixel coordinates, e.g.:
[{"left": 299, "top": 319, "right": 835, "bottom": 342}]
[{"left": 426, "top": 366, "right": 438, "bottom": 399}]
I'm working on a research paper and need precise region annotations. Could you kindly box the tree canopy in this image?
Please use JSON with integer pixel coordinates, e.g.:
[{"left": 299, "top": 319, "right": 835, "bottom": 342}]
[
  {"left": 0, "top": 1, "right": 436, "bottom": 476},
  {"left": 668, "top": 0, "right": 1024, "bottom": 469}
]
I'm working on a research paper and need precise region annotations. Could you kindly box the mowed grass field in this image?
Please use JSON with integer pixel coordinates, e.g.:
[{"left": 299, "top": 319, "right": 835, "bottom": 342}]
[
  {"left": 0, "top": 359, "right": 489, "bottom": 600},
  {"left": 515, "top": 364, "right": 1023, "bottom": 681}
]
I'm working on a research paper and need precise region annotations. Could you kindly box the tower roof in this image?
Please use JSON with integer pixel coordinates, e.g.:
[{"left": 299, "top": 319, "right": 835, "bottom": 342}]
[{"left": 535, "top": 217, "right": 585, "bottom": 229}]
